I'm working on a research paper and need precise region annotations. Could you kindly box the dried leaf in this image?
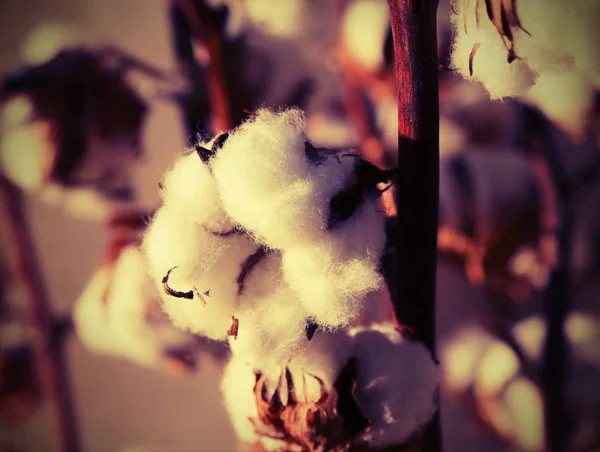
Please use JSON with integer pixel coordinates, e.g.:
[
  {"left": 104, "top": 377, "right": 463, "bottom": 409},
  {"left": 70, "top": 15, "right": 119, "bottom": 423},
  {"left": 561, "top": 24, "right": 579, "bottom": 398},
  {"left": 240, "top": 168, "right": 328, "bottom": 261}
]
[
  {"left": 469, "top": 43, "right": 482, "bottom": 76},
  {"left": 237, "top": 248, "right": 268, "bottom": 295},
  {"left": 162, "top": 267, "right": 194, "bottom": 299}
]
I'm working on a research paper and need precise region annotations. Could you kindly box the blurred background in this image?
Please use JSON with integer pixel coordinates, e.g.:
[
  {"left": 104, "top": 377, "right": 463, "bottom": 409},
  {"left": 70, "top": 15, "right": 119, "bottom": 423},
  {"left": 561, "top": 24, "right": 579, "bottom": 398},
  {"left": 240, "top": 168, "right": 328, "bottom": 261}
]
[{"left": 0, "top": 0, "right": 598, "bottom": 451}]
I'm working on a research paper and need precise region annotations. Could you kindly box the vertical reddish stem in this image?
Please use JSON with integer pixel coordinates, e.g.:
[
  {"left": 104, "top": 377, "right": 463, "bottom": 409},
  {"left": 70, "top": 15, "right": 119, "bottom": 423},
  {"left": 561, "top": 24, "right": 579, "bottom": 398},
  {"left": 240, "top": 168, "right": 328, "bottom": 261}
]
[
  {"left": 388, "top": 0, "right": 441, "bottom": 450},
  {"left": 0, "top": 178, "right": 80, "bottom": 452}
]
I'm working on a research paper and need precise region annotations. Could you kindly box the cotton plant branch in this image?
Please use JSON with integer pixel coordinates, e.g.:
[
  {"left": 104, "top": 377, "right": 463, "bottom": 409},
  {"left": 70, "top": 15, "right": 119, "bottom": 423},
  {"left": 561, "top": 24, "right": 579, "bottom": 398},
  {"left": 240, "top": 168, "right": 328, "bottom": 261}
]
[
  {"left": 0, "top": 177, "right": 80, "bottom": 452},
  {"left": 176, "top": 0, "right": 233, "bottom": 133},
  {"left": 388, "top": 1, "right": 441, "bottom": 451}
]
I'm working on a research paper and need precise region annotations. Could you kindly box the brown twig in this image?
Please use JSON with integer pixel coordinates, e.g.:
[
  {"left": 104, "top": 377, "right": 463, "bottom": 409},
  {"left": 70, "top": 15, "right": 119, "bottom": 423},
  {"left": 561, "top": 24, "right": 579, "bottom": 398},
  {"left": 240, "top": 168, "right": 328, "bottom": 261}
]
[
  {"left": 388, "top": 0, "right": 441, "bottom": 450},
  {"left": 0, "top": 178, "right": 79, "bottom": 452},
  {"left": 178, "top": 0, "right": 233, "bottom": 133}
]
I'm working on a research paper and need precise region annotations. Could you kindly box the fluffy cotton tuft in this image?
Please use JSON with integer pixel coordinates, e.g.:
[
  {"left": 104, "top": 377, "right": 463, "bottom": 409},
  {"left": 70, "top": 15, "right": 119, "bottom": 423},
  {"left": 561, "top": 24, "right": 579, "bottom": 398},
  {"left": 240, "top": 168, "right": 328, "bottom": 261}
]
[
  {"left": 341, "top": 0, "right": 390, "bottom": 71},
  {"left": 142, "top": 206, "right": 257, "bottom": 339},
  {"left": 211, "top": 108, "right": 354, "bottom": 248},
  {"left": 73, "top": 246, "right": 194, "bottom": 368},
  {"left": 159, "top": 151, "right": 233, "bottom": 230},
  {"left": 348, "top": 323, "right": 439, "bottom": 447},
  {"left": 450, "top": 0, "right": 535, "bottom": 99},
  {"left": 450, "top": 0, "right": 600, "bottom": 135}
]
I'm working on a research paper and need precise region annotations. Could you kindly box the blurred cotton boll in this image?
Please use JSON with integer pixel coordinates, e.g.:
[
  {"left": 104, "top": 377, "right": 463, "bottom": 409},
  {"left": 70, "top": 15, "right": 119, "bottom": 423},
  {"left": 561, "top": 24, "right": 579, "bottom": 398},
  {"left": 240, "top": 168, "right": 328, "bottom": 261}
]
[
  {"left": 21, "top": 22, "right": 82, "bottom": 65},
  {"left": 349, "top": 323, "right": 439, "bottom": 448},
  {"left": 73, "top": 245, "right": 199, "bottom": 373},
  {"left": 341, "top": 0, "right": 390, "bottom": 72}
]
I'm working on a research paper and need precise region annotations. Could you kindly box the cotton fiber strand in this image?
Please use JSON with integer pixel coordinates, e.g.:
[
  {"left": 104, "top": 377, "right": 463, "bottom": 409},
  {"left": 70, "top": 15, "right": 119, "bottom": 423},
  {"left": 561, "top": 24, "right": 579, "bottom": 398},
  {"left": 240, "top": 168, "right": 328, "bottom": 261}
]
[{"left": 349, "top": 323, "right": 439, "bottom": 448}]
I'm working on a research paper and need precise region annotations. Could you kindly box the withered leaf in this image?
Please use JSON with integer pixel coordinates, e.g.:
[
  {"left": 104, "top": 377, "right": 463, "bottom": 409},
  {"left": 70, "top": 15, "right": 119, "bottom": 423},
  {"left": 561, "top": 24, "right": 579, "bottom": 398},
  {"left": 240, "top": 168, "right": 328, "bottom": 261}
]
[
  {"left": 469, "top": 42, "right": 482, "bottom": 76},
  {"left": 227, "top": 315, "right": 239, "bottom": 340},
  {"left": 211, "top": 132, "right": 229, "bottom": 152},
  {"left": 162, "top": 267, "right": 194, "bottom": 299},
  {"left": 237, "top": 248, "right": 268, "bottom": 295}
]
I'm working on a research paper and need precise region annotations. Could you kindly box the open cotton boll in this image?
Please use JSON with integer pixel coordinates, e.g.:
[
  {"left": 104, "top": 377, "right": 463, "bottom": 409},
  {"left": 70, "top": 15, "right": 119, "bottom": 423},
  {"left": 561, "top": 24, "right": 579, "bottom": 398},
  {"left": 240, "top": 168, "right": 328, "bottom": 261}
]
[
  {"left": 341, "top": 0, "right": 390, "bottom": 71},
  {"left": 349, "top": 323, "right": 439, "bottom": 448},
  {"left": 160, "top": 151, "right": 233, "bottom": 230},
  {"left": 142, "top": 207, "right": 257, "bottom": 339},
  {"left": 221, "top": 355, "right": 261, "bottom": 444},
  {"left": 523, "top": 71, "right": 596, "bottom": 140},
  {"left": 450, "top": 0, "right": 535, "bottom": 99},
  {"left": 283, "top": 200, "right": 385, "bottom": 328}
]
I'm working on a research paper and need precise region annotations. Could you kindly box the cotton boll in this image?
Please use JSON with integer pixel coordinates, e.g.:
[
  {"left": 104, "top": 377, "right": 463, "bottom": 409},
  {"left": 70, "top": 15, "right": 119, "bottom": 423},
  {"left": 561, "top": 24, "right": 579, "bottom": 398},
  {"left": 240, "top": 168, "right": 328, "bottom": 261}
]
[
  {"left": 73, "top": 246, "right": 194, "bottom": 368},
  {"left": 441, "top": 326, "right": 495, "bottom": 392},
  {"left": 245, "top": 0, "right": 307, "bottom": 38},
  {"left": 221, "top": 355, "right": 261, "bottom": 444},
  {"left": 523, "top": 71, "right": 596, "bottom": 140},
  {"left": 142, "top": 207, "right": 257, "bottom": 339},
  {"left": 450, "top": 0, "right": 536, "bottom": 99},
  {"left": 283, "top": 200, "right": 385, "bottom": 328},
  {"left": 0, "top": 119, "right": 55, "bottom": 191},
  {"left": 21, "top": 22, "right": 80, "bottom": 65},
  {"left": 341, "top": 0, "right": 390, "bottom": 72},
  {"left": 349, "top": 323, "right": 439, "bottom": 448},
  {"left": 160, "top": 151, "right": 233, "bottom": 230}
]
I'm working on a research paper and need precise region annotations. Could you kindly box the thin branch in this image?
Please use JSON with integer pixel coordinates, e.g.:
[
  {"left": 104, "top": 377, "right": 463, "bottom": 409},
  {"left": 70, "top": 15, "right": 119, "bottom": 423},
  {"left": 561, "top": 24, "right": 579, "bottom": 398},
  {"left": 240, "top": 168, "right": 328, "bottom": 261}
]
[
  {"left": 178, "top": 0, "right": 233, "bottom": 133},
  {"left": 0, "top": 178, "right": 80, "bottom": 452},
  {"left": 388, "top": 1, "right": 441, "bottom": 451}
]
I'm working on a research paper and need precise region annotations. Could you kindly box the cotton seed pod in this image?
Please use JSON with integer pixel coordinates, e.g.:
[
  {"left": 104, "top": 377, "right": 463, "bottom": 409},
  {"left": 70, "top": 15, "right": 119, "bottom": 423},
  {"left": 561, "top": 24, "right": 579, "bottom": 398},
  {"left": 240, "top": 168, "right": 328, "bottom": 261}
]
[
  {"left": 349, "top": 322, "right": 439, "bottom": 448},
  {"left": 73, "top": 245, "right": 198, "bottom": 371}
]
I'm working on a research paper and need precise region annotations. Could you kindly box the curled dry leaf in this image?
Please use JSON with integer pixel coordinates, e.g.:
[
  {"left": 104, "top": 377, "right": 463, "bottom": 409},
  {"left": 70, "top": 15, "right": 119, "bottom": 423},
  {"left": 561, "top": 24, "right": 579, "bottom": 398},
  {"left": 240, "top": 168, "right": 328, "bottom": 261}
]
[{"left": 162, "top": 267, "right": 194, "bottom": 300}]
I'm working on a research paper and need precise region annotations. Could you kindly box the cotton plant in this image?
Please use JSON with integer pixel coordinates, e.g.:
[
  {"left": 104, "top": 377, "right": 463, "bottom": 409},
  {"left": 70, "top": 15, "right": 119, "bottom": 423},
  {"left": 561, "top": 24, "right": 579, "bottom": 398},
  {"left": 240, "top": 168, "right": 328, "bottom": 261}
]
[
  {"left": 441, "top": 312, "right": 600, "bottom": 451},
  {"left": 450, "top": 0, "right": 600, "bottom": 139},
  {"left": 73, "top": 244, "right": 201, "bottom": 374},
  {"left": 222, "top": 323, "right": 438, "bottom": 450}
]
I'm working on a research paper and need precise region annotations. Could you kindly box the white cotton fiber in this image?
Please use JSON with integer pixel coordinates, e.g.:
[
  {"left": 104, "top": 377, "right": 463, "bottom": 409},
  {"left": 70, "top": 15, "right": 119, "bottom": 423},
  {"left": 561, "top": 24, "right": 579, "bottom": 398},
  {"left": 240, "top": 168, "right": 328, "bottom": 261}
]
[
  {"left": 349, "top": 323, "right": 439, "bottom": 448},
  {"left": 73, "top": 246, "right": 193, "bottom": 368},
  {"left": 211, "top": 108, "right": 358, "bottom": 249},
  {"left": 160, "top": 150, "right": 233, "bottom": 230},
  {"left": 142, "top": 206, "right": 257, "bottom": 339},
  {"left": 450, "top": 0, "right": 536, "bottom": 99},
  {"left": 221, "top": 355, "right": 261, "bottom": 444},
  {"left": 282, "top": 199, "right": 385, "bottom": 329},
  {"left": 231, "top": 288, "right": 307, "bottom": 371},
  {"left": 341, "top": 0, "right": 390, "bottom": 72}
]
